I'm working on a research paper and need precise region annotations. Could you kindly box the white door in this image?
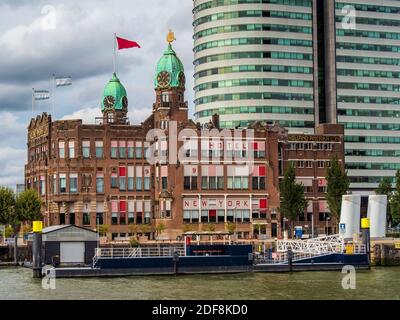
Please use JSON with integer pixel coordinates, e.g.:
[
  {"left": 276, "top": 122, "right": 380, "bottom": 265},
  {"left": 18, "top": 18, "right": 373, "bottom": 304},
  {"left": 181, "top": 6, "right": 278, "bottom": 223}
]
[{"left": 60, "top": 242, "right": 85, "bottom": 264}]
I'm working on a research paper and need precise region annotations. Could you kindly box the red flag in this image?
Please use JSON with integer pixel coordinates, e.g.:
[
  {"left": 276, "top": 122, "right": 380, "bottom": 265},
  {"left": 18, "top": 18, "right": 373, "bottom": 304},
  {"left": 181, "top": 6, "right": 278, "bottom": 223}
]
[{"left": 116, "top": 36, "right": 141, "bottom": 50}]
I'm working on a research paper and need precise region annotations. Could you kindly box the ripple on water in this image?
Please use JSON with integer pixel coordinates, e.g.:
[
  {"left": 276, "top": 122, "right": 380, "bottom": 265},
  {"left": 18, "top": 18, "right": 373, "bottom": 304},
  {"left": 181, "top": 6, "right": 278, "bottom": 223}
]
[{"left": 0, "top": 267, "right": 399, "bottom": 300}]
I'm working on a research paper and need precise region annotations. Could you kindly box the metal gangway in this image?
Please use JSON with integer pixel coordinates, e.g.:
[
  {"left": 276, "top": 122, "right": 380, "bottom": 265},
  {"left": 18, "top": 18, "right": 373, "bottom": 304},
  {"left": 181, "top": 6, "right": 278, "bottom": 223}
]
[
  {"left": 93, "top": 246, "right": 185, "bottom": 267},
  {"left": 277, "top": 234, "right": 345, "bottom": 257}
]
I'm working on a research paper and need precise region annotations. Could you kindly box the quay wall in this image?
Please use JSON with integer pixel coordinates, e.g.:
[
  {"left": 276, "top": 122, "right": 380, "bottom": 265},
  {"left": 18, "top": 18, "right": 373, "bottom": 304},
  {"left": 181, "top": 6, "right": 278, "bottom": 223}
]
[{"left": 371, "top": 241, "right": 400, "bottom": 266}]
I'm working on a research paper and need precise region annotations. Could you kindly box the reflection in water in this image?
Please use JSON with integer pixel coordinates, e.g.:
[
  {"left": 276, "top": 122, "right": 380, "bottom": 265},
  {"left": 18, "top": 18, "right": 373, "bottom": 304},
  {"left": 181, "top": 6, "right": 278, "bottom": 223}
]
[{"left": 0, "top": 267, "right": 399, "bottom": 300}]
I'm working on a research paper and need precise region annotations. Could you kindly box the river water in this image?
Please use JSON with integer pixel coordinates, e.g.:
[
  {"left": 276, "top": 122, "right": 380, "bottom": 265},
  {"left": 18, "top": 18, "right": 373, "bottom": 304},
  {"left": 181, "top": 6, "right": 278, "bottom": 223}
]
[{"left": 0, "top": 267, "right": 399, "bottom": 300}]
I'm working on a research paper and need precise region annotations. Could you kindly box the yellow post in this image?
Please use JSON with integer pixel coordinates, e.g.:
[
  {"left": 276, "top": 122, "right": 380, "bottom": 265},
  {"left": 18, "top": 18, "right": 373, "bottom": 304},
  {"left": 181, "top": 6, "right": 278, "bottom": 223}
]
[
  {"left": 33, "top": 221, "right": 43, "bottom": 233},
  {"left": 361, "top": 218, "right": 370, "bottom": 229}
]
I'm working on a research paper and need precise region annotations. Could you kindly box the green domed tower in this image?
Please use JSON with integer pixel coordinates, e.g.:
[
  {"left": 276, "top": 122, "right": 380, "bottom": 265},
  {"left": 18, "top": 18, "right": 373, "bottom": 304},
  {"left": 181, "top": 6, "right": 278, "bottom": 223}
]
[
  {"left": 154, "top": 32, "right": 185, "bottom": 90},
  {"left": 153, "top": 31, "right": 188, "bottom": 122},
  {"left": 101, "top": 73, "right": 128, "bottom": 123}
]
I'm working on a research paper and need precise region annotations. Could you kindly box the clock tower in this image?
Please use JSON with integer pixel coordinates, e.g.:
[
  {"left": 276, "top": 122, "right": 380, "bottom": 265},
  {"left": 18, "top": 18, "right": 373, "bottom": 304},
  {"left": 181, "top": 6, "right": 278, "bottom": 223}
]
[
  {"left": 153, "top": 30, "right": 188, "bottom": 127},
  {"left": 101, "top": 73, "right": 128, "bottom": 124}
]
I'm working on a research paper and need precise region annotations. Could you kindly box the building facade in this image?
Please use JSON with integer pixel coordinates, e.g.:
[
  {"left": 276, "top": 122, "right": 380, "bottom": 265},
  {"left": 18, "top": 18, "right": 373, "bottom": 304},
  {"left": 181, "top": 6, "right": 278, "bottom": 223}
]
[
  {"left": 193, "top": 0, "right": 400, "bottom": 194},
  {"left": 280, "top": 124, "right": 345, "bottom": 236},
  {"left": 25, "top": 37, "right": 291, "bottom": 241},
  {"left": 193, "top": 0, "right": 315, "bottom": 133}
]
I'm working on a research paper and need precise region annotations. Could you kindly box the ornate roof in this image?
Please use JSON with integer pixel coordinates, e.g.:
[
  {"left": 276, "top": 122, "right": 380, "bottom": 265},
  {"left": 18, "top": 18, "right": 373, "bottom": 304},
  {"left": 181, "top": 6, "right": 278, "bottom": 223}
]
[
  {"left": 101, "top": 73, "right": 127, "bottom": 111},
  {"left": 154, "top": 32, "right": 185, "bottom": 89}
]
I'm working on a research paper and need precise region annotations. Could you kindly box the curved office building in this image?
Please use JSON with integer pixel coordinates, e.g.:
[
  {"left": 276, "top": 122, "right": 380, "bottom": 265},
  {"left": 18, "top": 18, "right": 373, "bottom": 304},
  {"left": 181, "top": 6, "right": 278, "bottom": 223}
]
[{"left": 193, "top": 0, "right": 315, "bottom": 132}]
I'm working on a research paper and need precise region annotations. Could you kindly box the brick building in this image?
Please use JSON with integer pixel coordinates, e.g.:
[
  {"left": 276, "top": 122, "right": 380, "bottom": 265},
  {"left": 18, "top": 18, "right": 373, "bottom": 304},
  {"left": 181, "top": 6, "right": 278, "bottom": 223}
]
[
  {"left": 25, "top": 35, "right": 345, "bottom": 241},
  {"left": 280, "top": 124, "right": 345, "bottom": 237}
]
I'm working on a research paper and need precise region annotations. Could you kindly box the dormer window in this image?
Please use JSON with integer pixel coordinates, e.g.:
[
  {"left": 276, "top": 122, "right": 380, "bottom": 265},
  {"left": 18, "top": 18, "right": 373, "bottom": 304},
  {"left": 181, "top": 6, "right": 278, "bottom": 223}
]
[{"left": 162, "top": 92, "right": 170, "bottom": 103}]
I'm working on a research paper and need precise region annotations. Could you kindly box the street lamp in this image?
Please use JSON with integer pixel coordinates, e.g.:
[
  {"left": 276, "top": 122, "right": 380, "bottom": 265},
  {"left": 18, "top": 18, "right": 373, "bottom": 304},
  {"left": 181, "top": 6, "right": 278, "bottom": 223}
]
[{"left": 326, "top": 216, "right": 331, "bottom": 235}]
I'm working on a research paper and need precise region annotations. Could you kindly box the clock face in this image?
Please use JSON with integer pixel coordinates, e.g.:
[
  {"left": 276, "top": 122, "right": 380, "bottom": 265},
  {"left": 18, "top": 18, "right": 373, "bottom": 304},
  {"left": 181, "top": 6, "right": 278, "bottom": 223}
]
[
  {"left": 103, "top": 96, "right": 115, "bottom": 109},
  {"left": 157, "top": 71, "right": 171, "bottom": 88},
  {"left": 179, "top": 72, "right": 186, "bottom": 87},
  {"left": 122, "top": 96, "right": 128, "bottom": 109}
]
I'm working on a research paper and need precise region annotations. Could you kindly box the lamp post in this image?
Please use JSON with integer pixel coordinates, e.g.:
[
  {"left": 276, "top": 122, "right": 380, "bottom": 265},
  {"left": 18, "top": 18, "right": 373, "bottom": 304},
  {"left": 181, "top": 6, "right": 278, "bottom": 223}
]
[{"left": 326, "top": 216, "right": 331, "bottom": 235}]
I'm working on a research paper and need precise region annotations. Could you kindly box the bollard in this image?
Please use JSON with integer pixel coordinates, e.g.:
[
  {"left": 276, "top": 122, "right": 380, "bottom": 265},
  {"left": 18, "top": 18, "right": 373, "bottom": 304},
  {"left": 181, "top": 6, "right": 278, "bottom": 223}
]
[
  {"left": 287, "top": 249, "right": 293, "bottom": 272},
  {"left": 173, "top": 251, "right": 179, "bottom": 275},
  {"left": 361, "top": 218, "right": 371, "bottom": 266},
  {"left": 32, "top": 221, "right": 43, "bottom": 279}
]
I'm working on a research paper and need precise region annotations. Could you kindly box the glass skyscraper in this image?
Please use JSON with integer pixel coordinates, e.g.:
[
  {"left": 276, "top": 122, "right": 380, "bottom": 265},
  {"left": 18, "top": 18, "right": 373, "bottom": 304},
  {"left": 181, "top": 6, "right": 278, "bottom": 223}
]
[
  {"left": 192, "top": 0, "right": 400, "bottom": 193},
  {"left": 193, "top": 0, "right": 316, "bottom": 133}
]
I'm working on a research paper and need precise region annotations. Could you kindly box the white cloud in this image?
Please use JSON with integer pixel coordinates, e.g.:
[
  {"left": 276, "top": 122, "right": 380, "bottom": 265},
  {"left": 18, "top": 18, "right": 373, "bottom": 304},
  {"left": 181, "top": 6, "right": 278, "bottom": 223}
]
[
  {"left": 0, "top": 147, "right": 25, "bottom": 188},
  {"left": 61, "top": 107, "right": 101, "bottom": 123}
]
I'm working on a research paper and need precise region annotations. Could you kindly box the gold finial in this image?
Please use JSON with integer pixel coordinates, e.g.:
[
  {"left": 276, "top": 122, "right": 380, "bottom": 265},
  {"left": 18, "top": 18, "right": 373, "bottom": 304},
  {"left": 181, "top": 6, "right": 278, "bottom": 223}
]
[{"left": 167, "top": 29, "right": 176, "bottom": 44}]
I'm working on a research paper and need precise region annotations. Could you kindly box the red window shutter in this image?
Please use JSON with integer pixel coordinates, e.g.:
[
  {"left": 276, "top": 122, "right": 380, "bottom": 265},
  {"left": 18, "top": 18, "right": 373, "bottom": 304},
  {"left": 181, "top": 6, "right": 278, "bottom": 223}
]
[
  {"left": 260, "top": 199, "right": 268, "bottom": 209},
  {"left": 253, "top": 142, "right": 259, "bottom": 151},
  {"left": 259, "top": 166, "right": 266, "bottom": 177},
  {"left": 209, "top": 210, "right": 217, "bottom": 217},
  {"left": 119, "top": 166, "right": 126, "bottom": 177},
  {"left": 119, "top": 200, "right": 127, "bottom": 212}
]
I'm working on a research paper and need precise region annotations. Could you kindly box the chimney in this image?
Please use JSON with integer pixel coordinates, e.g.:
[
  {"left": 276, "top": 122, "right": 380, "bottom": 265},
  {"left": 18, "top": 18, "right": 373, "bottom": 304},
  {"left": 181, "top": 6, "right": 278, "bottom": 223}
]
[{"left": 212, "top": 113, "right": 220, "bottom": 129}]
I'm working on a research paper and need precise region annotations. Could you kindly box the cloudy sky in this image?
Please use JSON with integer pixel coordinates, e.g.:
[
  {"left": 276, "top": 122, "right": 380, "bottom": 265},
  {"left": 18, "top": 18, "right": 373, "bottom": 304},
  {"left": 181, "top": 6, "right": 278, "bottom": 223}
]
[{"left": 0, "top": 0, "right": 194, "bottom": 188}]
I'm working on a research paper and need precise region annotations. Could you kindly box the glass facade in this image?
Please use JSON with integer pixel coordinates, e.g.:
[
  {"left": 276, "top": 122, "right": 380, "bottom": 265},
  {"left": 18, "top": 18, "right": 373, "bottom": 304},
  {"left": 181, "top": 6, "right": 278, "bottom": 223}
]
[
  {"left": 335, "top": 0, "right": 400, "bottom": 190},
  {"left": 193, "top": 0, "right": 315, "bottom": 133}
]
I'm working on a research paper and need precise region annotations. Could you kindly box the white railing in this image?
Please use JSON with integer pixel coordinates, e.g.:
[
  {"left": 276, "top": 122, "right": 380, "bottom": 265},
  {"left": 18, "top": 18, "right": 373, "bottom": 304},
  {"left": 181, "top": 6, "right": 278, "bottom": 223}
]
[
  {"left": 95, "top": 246, "right": 185, "bottom": 259},
  {"left": 277, "top": 234, "right": 345, "bottom": 256}
]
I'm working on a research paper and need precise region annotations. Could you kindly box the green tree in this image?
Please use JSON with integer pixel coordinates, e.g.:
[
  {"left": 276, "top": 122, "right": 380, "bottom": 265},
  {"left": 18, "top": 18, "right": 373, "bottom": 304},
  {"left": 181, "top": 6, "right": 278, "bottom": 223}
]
[
  {"left": 155, "top": 222, "right": 166, "bottom": 236},
  {"left": 376, "top": 177, "right": 394, "bottom": 226},
  {"left": 0, "top": 187, "right": 16, "bottom": 227},
  {"left": 279, "top": 164, "right": 307, "bottom": 237},
  {"left": 326, "top": 155, "right": 350, "bottom": 219},
  {"left": 390, "top": 171, "right": 400, "bottom": 226},
  {"left": 15, "top": 189, "right": 42, "bottom": 223}
]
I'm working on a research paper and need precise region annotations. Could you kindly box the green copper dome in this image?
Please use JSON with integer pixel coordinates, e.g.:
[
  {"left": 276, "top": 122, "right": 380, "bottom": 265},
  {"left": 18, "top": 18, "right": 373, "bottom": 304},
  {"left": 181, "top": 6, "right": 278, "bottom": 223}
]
[
  {"left": 154, "top": 43, "right": 185, "bottom": 89},
  {"left": 101, "top": 73, "right": 127, "bottom": 111}
]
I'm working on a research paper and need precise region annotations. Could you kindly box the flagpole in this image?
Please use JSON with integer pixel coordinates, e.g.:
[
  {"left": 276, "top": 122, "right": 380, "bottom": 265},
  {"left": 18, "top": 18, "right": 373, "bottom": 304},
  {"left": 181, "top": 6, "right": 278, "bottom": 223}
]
[
  {"left": 32, "top": 88, "right": 34, "bottom": 117},
  {"left": 113, "top": 33, "right": 117, "bottom": 74},
  {"left": 52, "top": 74, "right": 56, "bottom": 118}
]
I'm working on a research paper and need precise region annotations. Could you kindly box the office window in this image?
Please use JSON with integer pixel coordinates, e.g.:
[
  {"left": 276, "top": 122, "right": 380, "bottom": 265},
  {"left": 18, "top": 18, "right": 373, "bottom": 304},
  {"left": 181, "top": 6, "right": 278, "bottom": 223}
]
[
  {"left": 111, "top": 173, "right": 118, "bottom": 188},
  {"left": 201, "top": 165, "right": 223, "bottom": 190},
  {"left": 184, "top": 165, "right": 198, "bottom": 190},
  {"left": 111, "top": 141, "right": 118, "bottom": 158},
  {"left": 53, "top": 174, "right": 57, "bottom": 194},
  {"left": 136, "top": 166, "right": 143, "bottom": 191},
  {"left": 135, "top": 142, "right": 143, "bottom": 159},
  {"left": 59, "top": 141, "right": 65, "bottom": 159},
  {"left": 82, "top": 140, "right": 90, "bottom": 158},
  {"left": 227, "top": 166, "right": 249, "bottom": 190},
  {"left": 69, "top": 173, "right": 78, "bottom": 193},
  {"left": 128, "top": 166, "right": 134, "bottom": 191},
  {"left": 144, "top": 167, "right": 151, "bottom": 191},
  {"left": 119, "top": 141, "right": 126, "bottom": 158},
  {"left": 128, "top": 201, "right": 135, "bottom": 224},
  {"left": 252, "top": 166, "right": 266, "bottom": 190},
  {"left": 127, "top": 141, "right": 134, "bottom": 158},
  {"left": 96, "top": 173, "right": 104, "bottom": 193},
  {"left": 161, "top": 166, "right": 168, "bottom": 190},
  {"left": 68, "top": 140, "right": 75, "bottom": 159},
  {"left": 59, "top": 174, "right": 66, "bottom": 193},
  {"left": 95, "top": 141, "right": 104, "bottom": 158},
  {"left": 83, "top": 212, "right": 90, "bottom": 226},
  {"left": 119, "top": 166, "right": 126, "bottom": 191},
  {"left": 39, "top": 176, "right": 45, "bottom": 196},
  {"left": 111, "top": 201, "right": 118, "bottom": 225}
]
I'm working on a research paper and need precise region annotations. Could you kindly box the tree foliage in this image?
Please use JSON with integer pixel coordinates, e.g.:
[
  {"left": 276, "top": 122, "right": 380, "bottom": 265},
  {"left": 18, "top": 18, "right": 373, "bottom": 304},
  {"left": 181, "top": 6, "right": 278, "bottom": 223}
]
[
  {"left": 155, "top": 222, "right": 166, "bottom": 235},
  {"left": 279, "top": 164, "right": 307, "bottom": 235},
  {"left": 15, "top": 189, "right": 42, "bottom": 223},
  {"left": 0, "top": 187, "right": 16, "bottom": 226},
  {"left": 326, "top": 155, "right": 350, "bottom": 219},
  {"left": 376, "top": 177, "right": 394, "bottom": 226},
  {"left": 390, "top": 170, "right": 400, "bottom": 226}
]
